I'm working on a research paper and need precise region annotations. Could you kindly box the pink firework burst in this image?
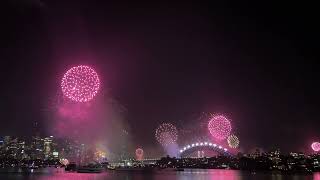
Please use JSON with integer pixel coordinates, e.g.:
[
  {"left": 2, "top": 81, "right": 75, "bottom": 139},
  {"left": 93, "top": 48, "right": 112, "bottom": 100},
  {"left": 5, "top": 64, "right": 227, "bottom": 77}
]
[
  {"left": 155, "top": 123, "right": 178, "bottom": 147},
  {"left": 135, "top": 148, "right": 144, "bottom": 160},
  {"left": 61, "top": 65, "right": 100, "bottom": 102},
  {"left": 208, "top": 115, "right": 232, "bottom": 140},
  {"left": 312, "top": 142, "right": 320, "bottom": 152}
]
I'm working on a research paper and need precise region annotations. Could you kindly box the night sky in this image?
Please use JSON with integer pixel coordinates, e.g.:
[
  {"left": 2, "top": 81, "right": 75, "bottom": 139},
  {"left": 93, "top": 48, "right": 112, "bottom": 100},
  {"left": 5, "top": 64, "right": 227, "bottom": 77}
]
[{"left": 1, "top": 0, "right": 319, "bottom": 153}]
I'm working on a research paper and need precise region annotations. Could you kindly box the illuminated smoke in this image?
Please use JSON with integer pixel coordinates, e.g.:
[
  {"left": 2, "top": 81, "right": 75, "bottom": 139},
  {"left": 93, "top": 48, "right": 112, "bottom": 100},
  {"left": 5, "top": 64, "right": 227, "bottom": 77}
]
[
  {"left": 165, "top": 143, "right": 179, "bottom": 157},
  {"left": 46, "top": 90, "right": 131, "bottom": 161}
]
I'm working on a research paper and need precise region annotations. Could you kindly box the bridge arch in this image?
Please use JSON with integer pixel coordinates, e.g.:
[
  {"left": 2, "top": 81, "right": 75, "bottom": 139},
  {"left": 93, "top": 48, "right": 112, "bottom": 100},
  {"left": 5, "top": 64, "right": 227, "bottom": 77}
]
[{"left": 179, "top": 141, "right": 233, "bottom": 157}]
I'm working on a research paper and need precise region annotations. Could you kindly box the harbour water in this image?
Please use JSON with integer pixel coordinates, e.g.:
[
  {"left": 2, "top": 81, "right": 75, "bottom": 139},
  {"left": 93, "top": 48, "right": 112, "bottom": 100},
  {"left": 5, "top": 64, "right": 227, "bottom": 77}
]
[{"left": 0, "top": 169, "right": 320, "bottom": 180}]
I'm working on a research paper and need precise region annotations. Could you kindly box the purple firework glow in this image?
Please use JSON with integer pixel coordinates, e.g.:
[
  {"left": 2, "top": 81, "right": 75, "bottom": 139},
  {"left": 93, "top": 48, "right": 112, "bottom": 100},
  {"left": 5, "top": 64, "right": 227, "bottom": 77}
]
[
  {"left": 61, "top": 65, "right": 100, "bottom": 102},
  {"left": 208, "top": 115, "right": 232, "bottom": 140}
]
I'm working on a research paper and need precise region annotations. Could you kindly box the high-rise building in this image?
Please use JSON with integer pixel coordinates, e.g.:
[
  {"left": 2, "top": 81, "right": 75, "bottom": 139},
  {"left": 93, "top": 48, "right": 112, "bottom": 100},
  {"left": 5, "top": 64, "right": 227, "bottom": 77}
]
[
  {"left": 3, "top": 136, "right": 11, "bottom": 146},
  {"left": 43, "top": 136, "right": 53, "bottom": 159},
  {"left": 16, "top": 139, "right": 28, "bottom": 160},
  {"left": 0, "top": 137, "right": 4, "bottom": 147},
  {"left": 252, "top": 148, "right": 261, "bottom": 158},
  {"left": 6, "top": 137, "right": 18, "bottom": 158},
  {"left": 30, "top": 136, "right": 44, "bottom": 159}
]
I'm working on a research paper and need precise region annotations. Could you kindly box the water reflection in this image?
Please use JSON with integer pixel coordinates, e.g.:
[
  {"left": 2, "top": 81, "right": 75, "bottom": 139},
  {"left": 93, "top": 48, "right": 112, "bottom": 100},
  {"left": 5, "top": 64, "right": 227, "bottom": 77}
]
[
  {"left": 207, "top": 169, "right": 241, "bottom": 180},
  {"left": 314, "top": 172, "right": 320, "bottom": 180},
  {"left": 176, "top": 169, "right": 240, "bottom": 180},
  {"left": 0, "top": 170, "right": 318, "bottom": 180},
  {"left": 35, "top": 172, "right": 109, "bottom": 180}
]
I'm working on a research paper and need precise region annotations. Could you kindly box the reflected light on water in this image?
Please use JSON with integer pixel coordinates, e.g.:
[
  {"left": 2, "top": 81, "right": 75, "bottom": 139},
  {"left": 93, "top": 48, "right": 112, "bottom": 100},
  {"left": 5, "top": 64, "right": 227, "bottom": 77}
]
[
  {"left": 271, "top": 173, "right": 282, "bottom": 180},
  {"left": 177, "top": 170, "right": 241, "bottom": 180},
  {"left": 314, "top": 173, "right": 320, "bottom": 180},
  {"left": 1, "top": 170, "right": 317, "bottom": 180},
  {"left": 208, "top": 170, "right": 241, "bottom": 180},
  {"left": 36, "top": 172, "right": 108, "bottom": 180}
]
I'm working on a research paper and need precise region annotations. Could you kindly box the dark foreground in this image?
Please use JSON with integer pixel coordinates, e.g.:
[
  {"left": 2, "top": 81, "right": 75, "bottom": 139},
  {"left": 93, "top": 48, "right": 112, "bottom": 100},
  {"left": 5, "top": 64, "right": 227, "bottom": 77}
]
[{"left": 1, "top": 169, "right": 320, "bottom": 180}]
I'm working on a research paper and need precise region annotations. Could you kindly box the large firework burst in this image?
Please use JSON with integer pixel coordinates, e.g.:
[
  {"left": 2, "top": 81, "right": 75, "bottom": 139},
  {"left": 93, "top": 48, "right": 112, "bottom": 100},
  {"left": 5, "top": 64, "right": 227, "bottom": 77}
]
[
  {"left": 61, "top": 65, "right": 100, "bottom": 102},
  {"left": 155, "top": 123, "right": 178, "bottom": 147},
  {"left": 312, "top": 142, "right": 320, "bottom": 152},
  {"left": 208, "top": 115, "right": 232, "bottom": 140}
]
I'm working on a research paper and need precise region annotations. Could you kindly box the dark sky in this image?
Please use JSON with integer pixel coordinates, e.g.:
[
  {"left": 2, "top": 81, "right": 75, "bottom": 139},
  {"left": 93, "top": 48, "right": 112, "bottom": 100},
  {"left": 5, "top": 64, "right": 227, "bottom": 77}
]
[{"left": 1, "top": 0, "right": 319, "bottom": 152}]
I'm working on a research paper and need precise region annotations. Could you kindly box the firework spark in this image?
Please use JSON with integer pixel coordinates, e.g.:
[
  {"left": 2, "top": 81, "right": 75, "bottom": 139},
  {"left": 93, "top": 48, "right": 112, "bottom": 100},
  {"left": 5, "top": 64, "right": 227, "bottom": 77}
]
[
  {"left": 155, "top": 123, "right": 178, "bottom": 147},
  {"left": 208, "top": 115, "right": 232, "bottom": 140},
  {"left": 61, "top": 65, "right": 100, "bottom": 102},
  {"left": 227, "top": 134, "right": 239, "bottom": 148},
  {"left": 59, "top": 158, "right": 69, "bottom": 166}
]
